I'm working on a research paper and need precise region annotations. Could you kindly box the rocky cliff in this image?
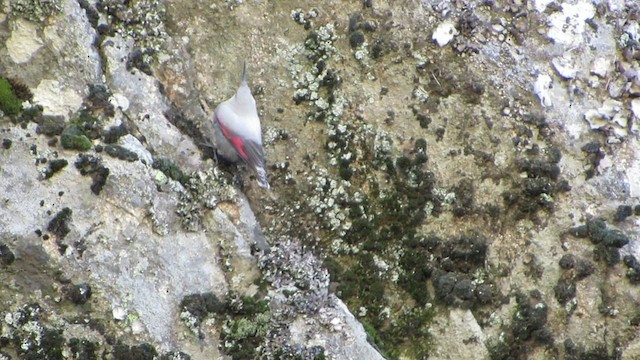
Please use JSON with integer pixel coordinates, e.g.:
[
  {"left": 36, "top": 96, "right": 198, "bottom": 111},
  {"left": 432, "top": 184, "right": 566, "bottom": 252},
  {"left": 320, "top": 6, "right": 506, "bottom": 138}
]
[{"left": 1, "top": 0, "right": 640, "bottom": 359}]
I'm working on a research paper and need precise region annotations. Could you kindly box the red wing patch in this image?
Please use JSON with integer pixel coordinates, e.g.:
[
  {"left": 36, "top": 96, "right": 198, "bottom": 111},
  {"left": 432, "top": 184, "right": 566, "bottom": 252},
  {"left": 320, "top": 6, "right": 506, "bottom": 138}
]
[
  {"left": 229, "top": 136, "right": 248, "bottom": 159},
  {"left": 217, "top": 115, "right": 249, "bottom": 160}
]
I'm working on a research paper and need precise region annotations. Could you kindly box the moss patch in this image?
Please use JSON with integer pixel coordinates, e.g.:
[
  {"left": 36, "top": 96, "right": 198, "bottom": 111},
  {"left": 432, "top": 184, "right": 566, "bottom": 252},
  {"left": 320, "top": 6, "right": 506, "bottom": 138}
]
[
  {"left": 61, "top": 125, "right": 93, "bottom": 151},
  {"left": 179, "top": 292, "right": 270, "bottom": 359},
  {"left": 0, "top": 77, "right": 23, "bottom": 116},
  {"left": 152, "top": 157, "right": 190, "bottom": 186}
]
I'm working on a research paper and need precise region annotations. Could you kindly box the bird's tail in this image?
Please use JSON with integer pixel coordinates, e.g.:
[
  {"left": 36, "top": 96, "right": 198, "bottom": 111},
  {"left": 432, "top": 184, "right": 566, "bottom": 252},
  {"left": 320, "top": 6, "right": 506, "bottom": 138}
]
[
  {"left": 255, "top": 167, "right": 270, "bottom": 189},
  {"left": 241, "top": 62, "right": 247, "bottom": 84}
]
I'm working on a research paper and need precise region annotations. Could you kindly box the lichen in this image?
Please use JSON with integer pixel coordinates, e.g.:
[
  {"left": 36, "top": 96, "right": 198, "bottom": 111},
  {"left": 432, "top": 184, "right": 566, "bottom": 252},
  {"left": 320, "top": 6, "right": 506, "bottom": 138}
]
[
  {"left": 96, "top": 0, "right": 167, "bottom": 72},
  {"left": 63, "top": 283, "right": 92, "bottom": 305},
  {"left": 35, "top": 115, "right": 66, "bottom": 137},
  {"left": 112, "top": 342, "right": 158, "bottom": 359},
  {"left": 179, "top": 292, "right": 226, "bottom": 336},
  {"left": 9, "top": 0, "right": 63, "bottom": 22},
  {"left": 220, "top": 295, "right": 270, "bottom": 360},
  {"left": 68, "top": 338, "right": 98, "bottom": 360},
  {"left": 176, "top": 168, "right": 236, "bottom": 231},
  {"left": 502, "top": 146, "right": 570, "bottom": 221}
]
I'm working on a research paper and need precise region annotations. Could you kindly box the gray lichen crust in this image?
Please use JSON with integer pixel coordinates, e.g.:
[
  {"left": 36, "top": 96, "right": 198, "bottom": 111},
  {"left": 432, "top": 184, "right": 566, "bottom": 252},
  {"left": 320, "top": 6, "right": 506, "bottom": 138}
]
[{"left": 9, "top": 0, "right": 63, "bottom": 22}]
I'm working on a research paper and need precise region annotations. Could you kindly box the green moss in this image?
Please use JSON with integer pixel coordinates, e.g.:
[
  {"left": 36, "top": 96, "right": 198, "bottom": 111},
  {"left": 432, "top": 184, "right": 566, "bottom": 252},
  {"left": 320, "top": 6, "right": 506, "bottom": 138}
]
[
  {"left": 220, "top": 294, "right": 271, "bottom": 360},
  {"left": 61, "top": 125, "right": 93, "bottom": 151},
  {"left": 0, "top": 77, "right": 23, "bottom": 115},
  {"left": 363, "top": 321, "right": 387, "bottom": 355},
  {"left": 20, "top": 104, "right": 44, "bottom": 124},
  {"left": 71, "top": 111, "right": 102, "bottom": 139},
  {"left": 386, "top": 307, "right": 435, "bottom": 359},
  {"left": 233, "top": 295, "right": 269, "bottom": 316},
  {"left": 152, "top": 157, "right": 190, "bottom": 186}
]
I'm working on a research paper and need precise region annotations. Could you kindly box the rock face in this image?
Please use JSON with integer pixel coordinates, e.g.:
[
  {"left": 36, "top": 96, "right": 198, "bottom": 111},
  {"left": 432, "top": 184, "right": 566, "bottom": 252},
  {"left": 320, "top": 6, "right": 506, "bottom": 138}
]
[{"left": 1, "top": 0, "right": 640, "bottom": 359}]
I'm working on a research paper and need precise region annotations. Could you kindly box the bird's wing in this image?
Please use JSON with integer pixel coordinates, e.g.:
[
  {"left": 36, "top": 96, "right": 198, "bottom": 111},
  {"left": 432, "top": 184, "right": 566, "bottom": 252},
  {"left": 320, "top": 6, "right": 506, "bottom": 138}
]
[
  {"left": 242, "top": 138, "right": 266, "bottom": 170},
  {"left": 215, "top": 108, "right": 265, "bottom": 169}
]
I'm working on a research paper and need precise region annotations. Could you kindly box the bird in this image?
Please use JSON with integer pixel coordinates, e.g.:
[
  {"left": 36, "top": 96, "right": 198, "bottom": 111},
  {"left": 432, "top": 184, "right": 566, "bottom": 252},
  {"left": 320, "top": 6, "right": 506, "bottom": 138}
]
[{"left": 212, "top": 63, "right": 270, "bottom": 189}]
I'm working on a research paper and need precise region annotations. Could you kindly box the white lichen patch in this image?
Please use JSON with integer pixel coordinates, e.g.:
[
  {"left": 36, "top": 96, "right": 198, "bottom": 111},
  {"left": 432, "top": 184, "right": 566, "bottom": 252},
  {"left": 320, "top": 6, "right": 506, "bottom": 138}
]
[
  {"left": 590, "top": 57, "right": 610, "bottom": 78},
  {"left": 551, "top": 55, "right": 578, "bottom": 79},
  {"left": 32, "top": 79, "right": 84, "bottom": 117},
  {"left": 112, "top": 306, "right": 127, "bottom": 321},
  {"left": 534, "top": 74, "right": 553, "bottom": 107},
  {"left": 631, "top": 99, "right": 640, "bottom": 120},
  {"left": 584, "top": 99, "right": 631, "bottom": 142},
  {"left": 546, "top": 1, "right": 595, "bottom": 47},
  {"left": 6, "top": 19, "right": 44, "bottom": 63},
  {"left": 179, "top": 310, "right": 201, "bottom": 335},
  {"left": 306, "top": 168, "right": 352, "bottom": 235},
  {"left": 109, "top": 93, "right": 130, "bottom": 111},
  {"left": 432, "top": 20, "right": 458, "bottom": 47}
]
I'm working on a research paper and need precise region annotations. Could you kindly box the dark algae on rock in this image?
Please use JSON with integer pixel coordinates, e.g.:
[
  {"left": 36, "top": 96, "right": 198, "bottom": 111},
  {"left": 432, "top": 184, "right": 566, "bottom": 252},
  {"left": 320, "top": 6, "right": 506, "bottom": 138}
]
[
  {"left": 75, "top": 154, "right": 110, "bottom": 195},
  {"left": 47, "top": 207, "right": 73, "bottom": 239}
]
